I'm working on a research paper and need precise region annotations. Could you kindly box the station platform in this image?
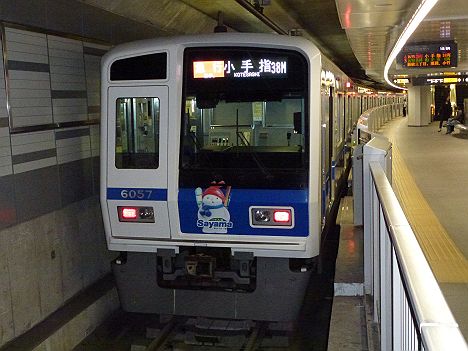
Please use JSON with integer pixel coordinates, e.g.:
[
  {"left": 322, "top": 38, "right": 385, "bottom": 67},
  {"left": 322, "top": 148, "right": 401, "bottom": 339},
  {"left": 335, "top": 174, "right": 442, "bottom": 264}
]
[{"left": 328, "top": 117, "right": 468, "bottom": 349}]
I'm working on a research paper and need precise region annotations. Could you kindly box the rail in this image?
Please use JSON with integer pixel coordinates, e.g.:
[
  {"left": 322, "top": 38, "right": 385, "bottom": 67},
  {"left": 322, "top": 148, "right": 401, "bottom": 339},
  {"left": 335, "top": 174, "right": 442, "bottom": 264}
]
[{"left": 365, "top": 160, "right": 467, "bottom": 350}]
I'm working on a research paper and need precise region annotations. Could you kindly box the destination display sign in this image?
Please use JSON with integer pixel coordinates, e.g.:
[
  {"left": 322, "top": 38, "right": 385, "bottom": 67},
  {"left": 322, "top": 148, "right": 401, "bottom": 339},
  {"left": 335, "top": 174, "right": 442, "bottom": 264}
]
[
  {"left": 412, "top": 75, "right": 468, "bottom": 86},
  {"left": 193, "top": 57, "right": 288, "bottom": 79},
  {"left": 397, "top": 41, "right": 457, "bottom": 68}
]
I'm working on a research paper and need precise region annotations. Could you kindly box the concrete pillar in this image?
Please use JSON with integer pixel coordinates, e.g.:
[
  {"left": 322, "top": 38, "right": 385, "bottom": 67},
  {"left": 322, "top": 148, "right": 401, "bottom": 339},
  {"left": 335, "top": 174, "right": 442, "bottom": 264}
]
[{"left": 408, "top": 85, "right": 432, "bottom": 126}]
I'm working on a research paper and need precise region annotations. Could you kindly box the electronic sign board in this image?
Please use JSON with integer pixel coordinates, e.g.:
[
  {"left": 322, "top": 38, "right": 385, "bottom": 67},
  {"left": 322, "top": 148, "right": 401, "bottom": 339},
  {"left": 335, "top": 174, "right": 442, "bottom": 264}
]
[
  {"left": 397, "top": 41, "right": 457, "bottom": 68},
  {"left": 193, "top": 58, "right": 288, "bottom": 79},
  {"left": 412, "top": 75, "right": 468, "bottom": 86}
]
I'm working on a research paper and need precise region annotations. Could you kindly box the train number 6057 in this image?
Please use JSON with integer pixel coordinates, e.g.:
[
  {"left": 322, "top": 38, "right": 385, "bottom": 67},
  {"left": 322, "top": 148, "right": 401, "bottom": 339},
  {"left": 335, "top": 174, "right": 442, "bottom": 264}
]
[{"left": 120, "top": 189, "right": 153, "bottom": 200}]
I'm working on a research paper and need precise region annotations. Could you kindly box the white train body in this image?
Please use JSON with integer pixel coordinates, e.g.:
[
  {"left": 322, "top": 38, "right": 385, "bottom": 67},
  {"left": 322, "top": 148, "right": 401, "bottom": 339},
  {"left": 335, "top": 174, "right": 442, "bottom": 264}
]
[
  {"left": 101, "top": 33, "right": 328, "bottom": 258},
  {"left": 99, "top": 33, "right": 382, "bottom": 320}
]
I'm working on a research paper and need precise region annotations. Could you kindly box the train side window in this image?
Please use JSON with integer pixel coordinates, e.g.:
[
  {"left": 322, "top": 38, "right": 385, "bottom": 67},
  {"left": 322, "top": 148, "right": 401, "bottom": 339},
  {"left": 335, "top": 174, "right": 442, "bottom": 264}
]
[{"left": 115, "top": 97, "right": 160, "bottom": 169}]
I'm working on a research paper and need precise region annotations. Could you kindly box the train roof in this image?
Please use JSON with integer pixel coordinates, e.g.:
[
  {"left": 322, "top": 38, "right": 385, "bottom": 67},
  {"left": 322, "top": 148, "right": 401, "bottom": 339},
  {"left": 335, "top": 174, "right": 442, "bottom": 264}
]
[{"left": 102, "top": 33, "right": 320, "bottom": 66}]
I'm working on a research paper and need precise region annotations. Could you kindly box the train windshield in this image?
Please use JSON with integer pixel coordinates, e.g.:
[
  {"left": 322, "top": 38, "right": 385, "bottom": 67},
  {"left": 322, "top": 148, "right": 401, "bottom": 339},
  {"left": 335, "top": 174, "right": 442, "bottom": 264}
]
[{"left": 180, "top": 47, "right": 309, "bottom": 189}]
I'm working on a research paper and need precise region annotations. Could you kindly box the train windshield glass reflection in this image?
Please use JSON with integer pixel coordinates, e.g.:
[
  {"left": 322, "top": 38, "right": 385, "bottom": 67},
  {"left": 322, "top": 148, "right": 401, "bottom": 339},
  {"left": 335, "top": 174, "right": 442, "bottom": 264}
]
[{"left": 180, "top": 47, "right": 309, "bottom": 189}]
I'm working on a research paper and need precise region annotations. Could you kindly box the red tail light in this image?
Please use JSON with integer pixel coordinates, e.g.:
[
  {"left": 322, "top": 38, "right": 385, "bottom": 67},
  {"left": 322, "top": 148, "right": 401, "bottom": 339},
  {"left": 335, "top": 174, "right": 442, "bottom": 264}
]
[
  {"left": 121, "top": 207, "right": 138, "bottom": 219},
  {"left": 273, "top": 210, "right": 291, "bottom": 223}
]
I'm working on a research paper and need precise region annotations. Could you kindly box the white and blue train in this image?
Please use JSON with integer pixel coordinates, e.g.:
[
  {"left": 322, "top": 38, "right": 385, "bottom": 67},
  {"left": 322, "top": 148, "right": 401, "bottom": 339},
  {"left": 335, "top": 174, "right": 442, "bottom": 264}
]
[{"left": 100, "top": 33, "right": 394, "bottom": 321}]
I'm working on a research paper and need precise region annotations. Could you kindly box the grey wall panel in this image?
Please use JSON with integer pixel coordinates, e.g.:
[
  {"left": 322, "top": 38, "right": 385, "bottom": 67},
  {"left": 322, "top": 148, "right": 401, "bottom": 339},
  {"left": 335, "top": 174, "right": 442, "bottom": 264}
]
[
  {"left": 59, "top": 158, "right": 93, "bottom": 206},
  {"left": 11, "top": 131, "right": 57, "bottom": 173},
  {"left": 84, "top": 43, "right": 109, "bottom": 121},
  {"left": 0, "top": 98, "right": 7, "bottom": 118},
  {"left": 90, "top": 125, "right": 100, "bottom": 157},
  {"left": 5, "top": 221, "right": 42, "bottom": 336},
  {"left": 0, "top": 39, "right": 12, "bottom": 177},
  {"left": 7, "top": 61, "right": 49, "bottom": 72},
  {"left": 92, "top": 155, "right": 99, "bottom": 195},
  {"left": 52, "top": 100, "right": 88, "bottom": 123},
  {"left": 0, "top": 175, "right": 16, "bottom": 229},
  {"left": 0, "top": 8, "right": 127, "bottom": 348},
  {"left": 5, "top": 31, "right": 48, "bottom": 60},
  {"left": 0, "top": 229, "right": 14, "bottom": 345},
  {"left": 55, "top": 127, "right": 91, "bottom": 164},
  {"left": 14, "top": 165, "right": 60, "bottom": 223},
  {"left": 0, "top": 197, "right": 115, "bottom": 348},
  {"left": 8, "top": 88, "right": 50, "bottom": 99},
  {"left": 33, "top": 213, "right": 64, "bottom": 319},
  {"left": 5, "top": 28, "right": 53, "bottom": 128},
  {"left": 48, "top": 35, "right": 88, "bottom": 124},
  {"left": 12, "top": 149, "right": 57, "bottom": 165},
  {"left": 9, "top": 79, "right": 50, "bottom": 90},
  {"left": 56, "top": 128, "right": 90, "bottom": 140},
  {"left": 9, "top": 97, "right": 52, "bottom": 109}
]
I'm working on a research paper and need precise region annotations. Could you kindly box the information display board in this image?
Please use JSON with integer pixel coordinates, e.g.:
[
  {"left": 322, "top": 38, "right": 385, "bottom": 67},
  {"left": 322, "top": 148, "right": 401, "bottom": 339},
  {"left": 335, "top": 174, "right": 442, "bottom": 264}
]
[
  {"left": 412, "top": 75, "right": 468, "bottom": 86},
  {"left": 193, "top": 57, "right": 288, "bottom": 79},
  {"left": 397, "top": 41, "right": 457, "bottom": 68}
]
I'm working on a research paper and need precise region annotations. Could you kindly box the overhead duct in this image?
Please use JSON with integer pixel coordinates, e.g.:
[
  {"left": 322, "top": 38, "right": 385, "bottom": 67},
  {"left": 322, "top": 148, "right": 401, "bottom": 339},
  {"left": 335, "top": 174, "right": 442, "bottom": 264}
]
[{"left": 214, "top": 11, "right": 228, "bottom": 33}]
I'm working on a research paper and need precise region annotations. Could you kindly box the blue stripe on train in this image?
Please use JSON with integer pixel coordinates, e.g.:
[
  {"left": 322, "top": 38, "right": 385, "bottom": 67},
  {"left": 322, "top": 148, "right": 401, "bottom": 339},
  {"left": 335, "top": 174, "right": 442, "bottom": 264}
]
[
  {"left": 178, "top": 188, "right": 309, "bottom": 237},
  {"left": 107, "top": 188, "right": 168, "bottom": 201}
]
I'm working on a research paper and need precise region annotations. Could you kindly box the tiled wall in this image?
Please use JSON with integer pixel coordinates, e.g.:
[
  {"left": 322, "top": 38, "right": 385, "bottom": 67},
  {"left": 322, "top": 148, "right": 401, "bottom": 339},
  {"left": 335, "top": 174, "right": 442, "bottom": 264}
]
[
  {"left": 6, "top": 28, "right": 52, "bottom": 127},
  {"left": 1, "top": 26, "right": 108, "bottom": 225},
  {"left": 0, "top": 24, "right": 115, "bottom": 347},
  {"left": 0, "top": 42, "right": 12, "bottom": 178}
]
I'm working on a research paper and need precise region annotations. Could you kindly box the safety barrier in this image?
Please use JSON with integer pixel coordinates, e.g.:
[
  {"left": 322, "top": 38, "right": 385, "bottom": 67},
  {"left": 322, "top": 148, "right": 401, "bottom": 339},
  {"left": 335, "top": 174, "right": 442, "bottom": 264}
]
[
  {"left": 363, "top": 158, "right": 468, "bottom": 350},
  {"left": 357, "top": 103, "right": 403, "bottom": 134}
]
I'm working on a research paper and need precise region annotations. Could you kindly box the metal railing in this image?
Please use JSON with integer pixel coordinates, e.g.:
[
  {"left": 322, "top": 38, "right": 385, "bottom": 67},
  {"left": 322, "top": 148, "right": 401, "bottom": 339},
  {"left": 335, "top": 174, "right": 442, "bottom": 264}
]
[
  {"left": 364, "top": 160, "right": 468, "bottom": 350},
  {"left": 357, "top": 103, "right": 403, "bottom": 134}
]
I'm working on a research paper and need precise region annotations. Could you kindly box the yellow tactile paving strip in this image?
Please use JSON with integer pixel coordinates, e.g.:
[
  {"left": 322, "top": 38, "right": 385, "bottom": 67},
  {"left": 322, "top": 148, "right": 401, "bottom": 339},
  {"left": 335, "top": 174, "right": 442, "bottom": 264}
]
[{"left": 388, "top": 137, "right": 468, "bottom": 283}]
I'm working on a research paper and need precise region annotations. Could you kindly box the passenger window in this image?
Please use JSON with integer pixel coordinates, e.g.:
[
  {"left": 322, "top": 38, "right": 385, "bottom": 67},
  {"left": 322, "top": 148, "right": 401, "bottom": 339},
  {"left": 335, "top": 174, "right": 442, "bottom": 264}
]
[{"left": 115, "top": 97, "right": 160, "bottom": 169}]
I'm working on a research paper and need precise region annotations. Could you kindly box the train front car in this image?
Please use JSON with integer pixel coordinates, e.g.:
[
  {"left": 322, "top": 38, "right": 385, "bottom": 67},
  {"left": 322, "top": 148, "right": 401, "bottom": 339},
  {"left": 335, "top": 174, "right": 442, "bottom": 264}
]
[{"left": 101, "top": 34, "right": 322, "bottom": 321}]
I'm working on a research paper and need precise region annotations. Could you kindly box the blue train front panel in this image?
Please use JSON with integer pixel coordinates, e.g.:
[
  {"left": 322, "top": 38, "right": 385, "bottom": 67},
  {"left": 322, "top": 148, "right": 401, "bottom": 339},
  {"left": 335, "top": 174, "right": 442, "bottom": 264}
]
[{"left": 178, "top": 187, "right": 308, "bottom": 237}]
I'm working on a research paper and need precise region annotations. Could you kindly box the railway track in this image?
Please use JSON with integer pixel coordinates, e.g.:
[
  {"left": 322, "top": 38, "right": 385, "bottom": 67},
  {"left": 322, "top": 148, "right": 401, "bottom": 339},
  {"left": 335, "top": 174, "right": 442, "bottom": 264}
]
[
  {"left": 76, "top": 313, "right": 294, "bottom": 351},
  {"left": 75, "top": 224, "right": 342, "bottom": 351},
  {"left": 147, "top": 316, "right": 291, "bottom": 351}
]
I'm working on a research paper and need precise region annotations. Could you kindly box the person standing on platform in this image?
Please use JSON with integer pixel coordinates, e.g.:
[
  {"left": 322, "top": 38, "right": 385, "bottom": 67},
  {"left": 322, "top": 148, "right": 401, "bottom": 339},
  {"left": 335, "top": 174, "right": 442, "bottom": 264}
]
[{"left": 438, "top": 96, "right": 452, "bottom": 132}]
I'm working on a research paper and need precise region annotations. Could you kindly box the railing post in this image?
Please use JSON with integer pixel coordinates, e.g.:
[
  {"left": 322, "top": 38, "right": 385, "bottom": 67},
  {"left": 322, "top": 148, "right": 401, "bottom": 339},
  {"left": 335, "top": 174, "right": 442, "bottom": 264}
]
[
  {"left": 392, "top": 248, "right": 403, "bottom": 349},
  {"left": 380, "top": 206, "right": 393, "bottom": 350},
  {"left": 363, "top": 137, "right": 393, "bottom": 350},
  {"left": 363, "top": 137, "right": 392, "bottom": 295}
]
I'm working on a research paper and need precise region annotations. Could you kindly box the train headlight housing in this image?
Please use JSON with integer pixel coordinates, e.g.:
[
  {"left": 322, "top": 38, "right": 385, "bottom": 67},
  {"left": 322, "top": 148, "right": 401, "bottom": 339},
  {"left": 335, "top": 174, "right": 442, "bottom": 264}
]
[
  {"left": 254, "top": 209, "right": 271, "bottom": 222},
  {"left": 250, "top": 207, "right": 293, "bottom": 228}
]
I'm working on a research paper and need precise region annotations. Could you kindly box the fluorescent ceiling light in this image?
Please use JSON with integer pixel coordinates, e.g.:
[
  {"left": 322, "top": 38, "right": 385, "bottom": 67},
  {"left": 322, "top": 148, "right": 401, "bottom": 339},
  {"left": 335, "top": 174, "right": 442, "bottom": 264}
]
[{"left": 384, "top": 0, "right": 439, "bottom": 90}]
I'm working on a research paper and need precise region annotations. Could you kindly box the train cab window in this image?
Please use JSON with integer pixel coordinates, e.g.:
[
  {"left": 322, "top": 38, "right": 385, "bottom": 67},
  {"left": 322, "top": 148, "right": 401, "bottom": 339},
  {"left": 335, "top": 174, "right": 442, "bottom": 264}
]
[
  {"left": 180, "top": 47, "right": 308, "bottom": 189},
  {"left": 115, "top": 97, "right": 160, "bottom": 169}
]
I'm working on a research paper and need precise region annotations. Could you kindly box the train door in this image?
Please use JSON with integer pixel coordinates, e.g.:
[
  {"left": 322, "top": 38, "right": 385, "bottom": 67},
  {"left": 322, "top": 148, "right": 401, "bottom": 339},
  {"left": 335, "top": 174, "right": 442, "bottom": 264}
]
[{"left": 105, "top": 85, "right": 171, "bottom": 239}]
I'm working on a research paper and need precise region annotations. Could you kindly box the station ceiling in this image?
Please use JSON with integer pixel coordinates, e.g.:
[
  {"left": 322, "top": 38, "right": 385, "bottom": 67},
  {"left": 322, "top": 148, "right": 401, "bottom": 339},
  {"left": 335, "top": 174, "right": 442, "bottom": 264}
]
[{"left": 78, "top": 0, "right": 468, "bottom": 90}]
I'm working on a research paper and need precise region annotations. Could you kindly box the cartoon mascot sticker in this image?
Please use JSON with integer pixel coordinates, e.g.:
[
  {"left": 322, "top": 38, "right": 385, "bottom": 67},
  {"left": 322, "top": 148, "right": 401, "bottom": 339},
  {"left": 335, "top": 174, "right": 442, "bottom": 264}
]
[{"left": 195, "top": 181, "right": 232, "bottom": 234}]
